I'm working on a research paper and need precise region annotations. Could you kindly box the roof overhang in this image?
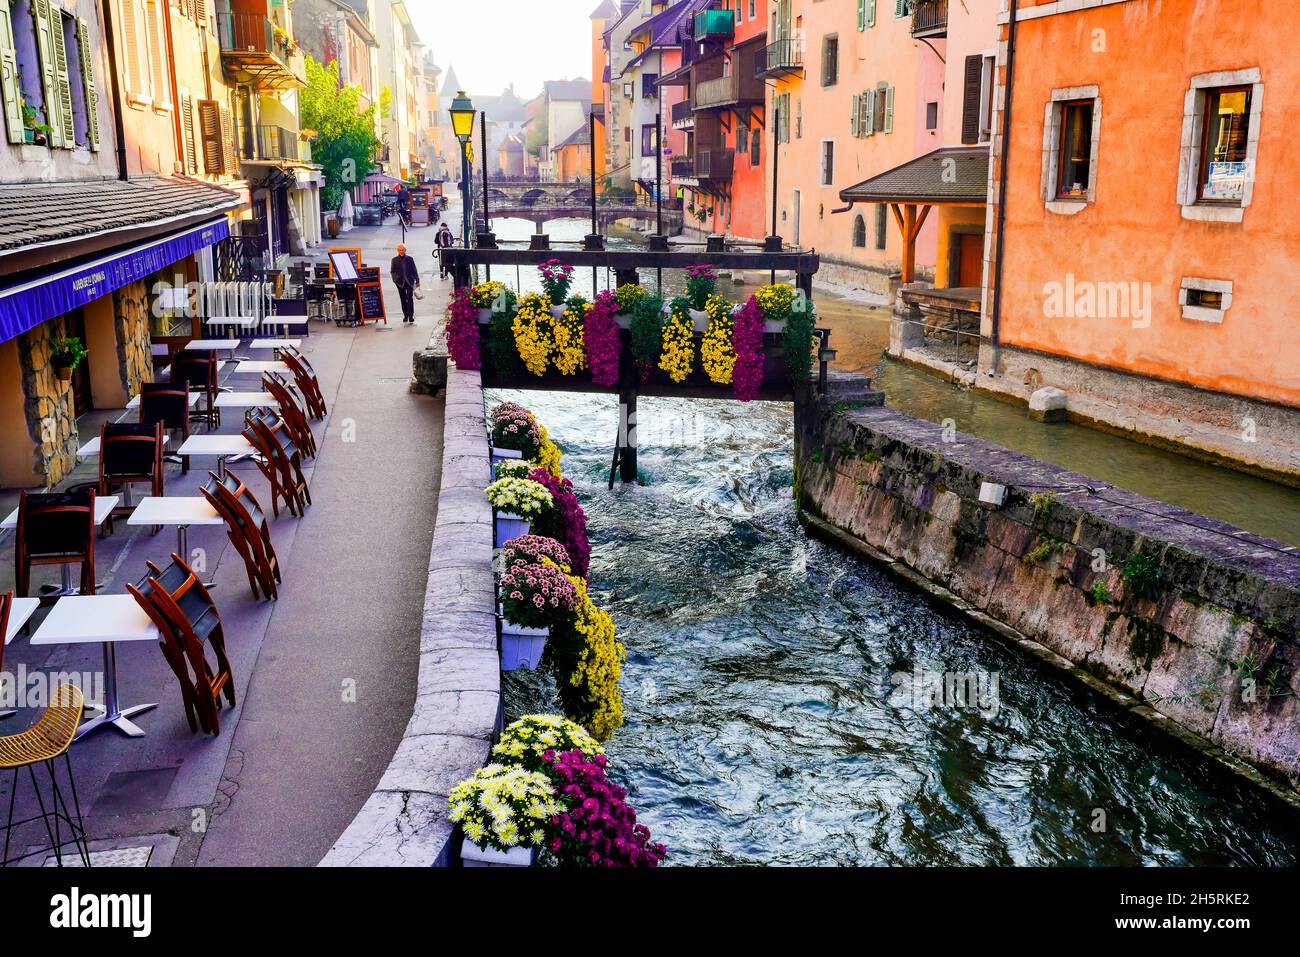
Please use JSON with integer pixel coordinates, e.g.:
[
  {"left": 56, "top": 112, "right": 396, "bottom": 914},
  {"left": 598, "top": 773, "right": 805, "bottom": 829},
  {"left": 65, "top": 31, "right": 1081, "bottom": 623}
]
[{"left": 838, "top": 146, "right": 991, "bottom": 207}]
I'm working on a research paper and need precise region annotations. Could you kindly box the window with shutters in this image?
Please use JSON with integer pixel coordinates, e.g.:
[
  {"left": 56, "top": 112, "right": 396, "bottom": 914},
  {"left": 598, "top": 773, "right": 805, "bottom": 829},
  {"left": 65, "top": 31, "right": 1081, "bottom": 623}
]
[
  {"left": 3, "top": 0, "right": 44, "bottom": 144},
  {"left": 181, "top": 91, "right": 197, "bottom": 173},
  {"left": 819, "top": 138, "right": 833, "bottom": 187},
  {"left": 874, "top": 203, "right": 888, "bottom": 250},
  {"left": 120, "top": 0, "right": 153, "bottom": 105},
  {"left": 961, "top": 53, "right": 995, "bottom": 145},
  {"left": 146, "top": 0, "right": 170, "bottom": 109},
  {"left": 58, "top": 9, "right": 86, "bottom": 145},
  {"left": 197, "top": 97, "right": 223, "bottom": 172},
  {"left": 75, "top": 18, "right": 96, "bottom": 149}
]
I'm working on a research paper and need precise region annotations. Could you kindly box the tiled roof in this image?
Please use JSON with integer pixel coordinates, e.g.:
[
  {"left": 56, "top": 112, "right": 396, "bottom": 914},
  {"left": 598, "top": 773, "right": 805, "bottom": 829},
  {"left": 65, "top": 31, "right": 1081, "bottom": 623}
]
[
  {"left": 839, "top": 147, "right": 991, "bottom": 205},
  {"left": 544, "top": 78, "right": 592, "bottom": 102},
  {"left": 0, "top": 176, "right": 245, "bottom": 252}
]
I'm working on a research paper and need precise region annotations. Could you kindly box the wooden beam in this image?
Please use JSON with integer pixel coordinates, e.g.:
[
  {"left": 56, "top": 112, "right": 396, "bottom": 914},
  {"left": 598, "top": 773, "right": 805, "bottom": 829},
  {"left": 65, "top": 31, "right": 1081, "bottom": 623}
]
[
  {"left": 901, "top": 204, "right": 917, "bottom": 284},
  {"left": 909, "top": 203, "right": 932, "bottom": 242}
]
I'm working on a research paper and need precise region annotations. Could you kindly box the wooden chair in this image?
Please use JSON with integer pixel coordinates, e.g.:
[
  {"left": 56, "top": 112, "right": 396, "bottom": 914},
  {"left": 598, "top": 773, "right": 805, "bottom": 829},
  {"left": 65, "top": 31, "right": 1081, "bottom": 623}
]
[
  {"left": 281, "top": 348, "right": 328, "bottom": 421},
  {"left": 199, "top": 470, "right": 281, "bottom": 601},
  {"left": 139, "top": 381, "right": 192, "bottom": 473},
  {"left": 98, "top": 421, "right": 164, "bottom": 512},
  {"left": 246, "top": 410, "right": 312, "bottom": 517},
  {"left": 262, "top": 372, "right": 317, "bottom": 458},
  {"left": 14, "top": 490, "right": 96, "bottom": 599},
  {"left": 127, "top": 555, "right": 235, "bottom": 736},
  {"left": 0, "top": 682, "right": 89, "bottom": 866},
  {"left": 171, "top": 350, "right": 220, "bottom": 430}
]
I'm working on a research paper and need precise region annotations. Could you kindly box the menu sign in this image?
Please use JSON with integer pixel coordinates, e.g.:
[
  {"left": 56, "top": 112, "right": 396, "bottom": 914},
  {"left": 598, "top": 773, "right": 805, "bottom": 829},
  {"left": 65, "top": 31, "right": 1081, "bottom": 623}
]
[
  {"left": 356, "top": 282, "right": 386, "bottom": 323},
  {"left": 327, "top": 247, "right": 363, "bottom": 278}
]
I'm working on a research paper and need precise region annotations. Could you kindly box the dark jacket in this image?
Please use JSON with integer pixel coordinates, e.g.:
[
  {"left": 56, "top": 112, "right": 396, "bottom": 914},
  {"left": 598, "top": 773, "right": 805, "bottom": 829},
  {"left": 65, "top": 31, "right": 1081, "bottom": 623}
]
[
  {"left": 435, "top": 228, "right": 454, "bottom": 248},
  {"left": 391, "top": 255, "right": 419, "bottom": 287}
]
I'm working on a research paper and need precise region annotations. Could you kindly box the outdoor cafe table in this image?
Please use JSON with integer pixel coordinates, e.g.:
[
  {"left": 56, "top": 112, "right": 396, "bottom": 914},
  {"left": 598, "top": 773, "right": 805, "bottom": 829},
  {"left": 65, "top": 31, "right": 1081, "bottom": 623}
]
[
  {"left": 2, "top": 497, "right": 119, "bottom": 595},
  {"left": 182, "top": 339, "right": 241, "bottom": 360},
  {"left": 125, "top": 391, "right": 203, "bottom": 412},
  {"left": 229, "top": 360, "right": 289, "bottom": 376},
  {"left": 29, "top": 595, "right": 159, "bottom": 739},
  {"left": 248, "top": 339, "right": 301, "bottom": 353},
  {"left": 128, "top": 497, "right": 224, "bottom": 557},
  {"left": 213, "top": 392, "right": 279, "bottom": 410},
  {"left": 0, "top": 597, "right": 39, "bottom": 718},
  {"left": 76, "top": 435, "right": 170, "bottom": 459},
  {"left": 176, "top": 434, "right": 256, "bottom": 479}
]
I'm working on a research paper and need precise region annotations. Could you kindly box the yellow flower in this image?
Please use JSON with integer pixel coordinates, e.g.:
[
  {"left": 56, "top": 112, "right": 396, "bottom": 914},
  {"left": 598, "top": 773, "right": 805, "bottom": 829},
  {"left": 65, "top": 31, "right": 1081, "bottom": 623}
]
[
  {"left": 532, "top": 424, "right": 564, "bottom": 478},
  {"left": 552, "top": 304, "right": 588, "bottom": 376},
  {"left": 659, "top": 301, "right": 695, "bottom": 383},
  {"left": 564, "top": 573, "right": 625, "bottom": 741},
  {"left": 701, "top": 293, "right": 736, "bottom": 385},
  {"left": 512, "top": 293, "right": 553, "bottom": 376}
]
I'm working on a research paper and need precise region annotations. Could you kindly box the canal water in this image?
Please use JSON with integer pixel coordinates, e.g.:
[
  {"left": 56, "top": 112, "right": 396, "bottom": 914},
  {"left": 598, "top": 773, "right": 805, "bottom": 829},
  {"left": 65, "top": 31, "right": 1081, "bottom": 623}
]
[{"left": 488, "top": 217, "right": 1300, "bottom": 865}]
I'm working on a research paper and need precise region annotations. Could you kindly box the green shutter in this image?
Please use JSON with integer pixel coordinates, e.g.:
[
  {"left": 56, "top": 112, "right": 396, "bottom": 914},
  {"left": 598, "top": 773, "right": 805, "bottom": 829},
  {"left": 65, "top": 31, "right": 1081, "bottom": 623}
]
[
  {"left": 50, "top": 3, "right": 74, "bottom": 147},
  {"left": 32, "top": 0, "right": 65, "bottom": 147},
  {"left": 856, "top": 0, "right": 865, "bottom": 31},
  {"left": 868, "top": 0, "right": 876, "bottom": 27},
  {"left": 895, "top": 0, "right": 908, "bottom": 17},
  {"left": 76, "top": 18, "right": 97, "bottom": 150},
  {"left": 0, "top": 0, "right": 23, "bottom": 144},
  {"left": 850, "top": 93, "right": 860, "bottom": 136},
  {"left": 884, "top": 85, "right": 894, "bottom": 133},
  {"left": 863, "top": 92, "right": 874, "bottom": 137}
]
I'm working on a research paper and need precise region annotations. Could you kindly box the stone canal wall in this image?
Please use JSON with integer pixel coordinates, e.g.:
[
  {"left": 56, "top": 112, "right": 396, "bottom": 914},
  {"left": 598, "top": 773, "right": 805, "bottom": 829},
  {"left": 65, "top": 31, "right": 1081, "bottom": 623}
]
[
  {"left": 795, "top": 395, "right": 1300, "bottom": 798},
  {"left": 321, "top": 364, "right": 498, "bottom": 866}
]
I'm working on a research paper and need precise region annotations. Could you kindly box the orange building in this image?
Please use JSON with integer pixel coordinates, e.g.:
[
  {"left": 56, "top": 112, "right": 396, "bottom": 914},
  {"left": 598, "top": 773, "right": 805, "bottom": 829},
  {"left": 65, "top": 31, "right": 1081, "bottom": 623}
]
[
  {"left": 590, "top": 0, "right": 615, "bottom": 190},
  {"left": 983, "top": 0, "right": 1299, "bottom": 480}
]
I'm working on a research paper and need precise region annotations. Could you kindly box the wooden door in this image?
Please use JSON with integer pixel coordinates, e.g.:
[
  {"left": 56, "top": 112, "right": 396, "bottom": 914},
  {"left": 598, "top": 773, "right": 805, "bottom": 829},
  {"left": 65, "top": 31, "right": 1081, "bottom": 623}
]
[{"left": 956, "top": 233, "right": 982, "bottom": 288}]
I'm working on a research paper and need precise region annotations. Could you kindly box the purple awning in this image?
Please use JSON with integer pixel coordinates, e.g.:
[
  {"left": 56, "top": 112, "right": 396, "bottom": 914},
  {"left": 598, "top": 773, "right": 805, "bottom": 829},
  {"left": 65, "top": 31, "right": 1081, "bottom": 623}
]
[{"left": 0, "top": 218, "right": 229, "bottom": 343}]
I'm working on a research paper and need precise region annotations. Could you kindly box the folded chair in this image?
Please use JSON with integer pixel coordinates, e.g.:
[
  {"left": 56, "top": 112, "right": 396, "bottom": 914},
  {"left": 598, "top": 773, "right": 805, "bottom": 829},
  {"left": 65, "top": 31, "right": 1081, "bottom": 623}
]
[
  {"left": 0, "top": 682, "right": 89, "bottom": 867},
  {"left": 126, "top": 555, "right": 235, "bottom": 736},
  {"left": 98, "top": 421, "right": 165, "bottom": 512},
  {"left": 245, "top": 410, "right": 312, "bottom": 517},
  {"left": 199, "top": 470, "right": 281, "bottom": 601},
  {"left": 262, "top": 373, "right": 317, "bottom": 458},
  {"left": 14, "top": 490, "right": 96, "bottom": 599},
  {"left": 170, "top": 350, "right": 220, "bottom": 430},
  {"left": 139, "top": 381, "right": 192, "bottom": 473},
  {"left": 281, "top": 348, "right": 328, "bottom": 421}
]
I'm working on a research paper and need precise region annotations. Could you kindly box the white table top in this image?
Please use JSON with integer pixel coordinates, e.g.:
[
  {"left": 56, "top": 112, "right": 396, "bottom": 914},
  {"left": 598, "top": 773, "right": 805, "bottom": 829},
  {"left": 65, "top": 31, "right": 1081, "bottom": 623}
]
[
  {"left": 76, "top": 436, "right": 170, "bottom": 457},
  {"left": 178, "top": 434, "right": 256, "bottom": 457},
  {"left": 184, "top": 339, "right": 240, "bottom": 351},
  {"left": 5, "top": 597, "right": 40, "bottom": 645},
  {"left": 159, "top": 361, "right": 228, "bottom": 381},
  {"left": 214, "top": 391, "right": 278, "bottom": 409},
  {"left": 1, "top": 495, "right": 119, "bottom": 529},
  {"left": 231, "top": 361, "right": 289, "bottom": 375},
  {"left": 206, "top": 316, "right": 257, "bottom": 325},
  {"left": 29, "top": 595, "right": 160, "bottom": 646},
  {"left": 248, "top": 339, "right": 301, "bottom": 350},
  {"left": 261, "top": 317, "right": 308, "bottom": 327},
  {"left": 125, "top": 391, "right": 203, "bottom": 410},
  {"left": 127, "top": 497, "right": 223, "bottom": 528}
]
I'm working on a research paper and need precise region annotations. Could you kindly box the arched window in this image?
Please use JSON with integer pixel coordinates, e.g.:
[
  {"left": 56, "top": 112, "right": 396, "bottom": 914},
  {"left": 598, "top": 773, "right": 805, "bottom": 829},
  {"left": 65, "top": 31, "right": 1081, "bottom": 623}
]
[{"left": 852, "top": 214, "right": 867, "bottom": 248}]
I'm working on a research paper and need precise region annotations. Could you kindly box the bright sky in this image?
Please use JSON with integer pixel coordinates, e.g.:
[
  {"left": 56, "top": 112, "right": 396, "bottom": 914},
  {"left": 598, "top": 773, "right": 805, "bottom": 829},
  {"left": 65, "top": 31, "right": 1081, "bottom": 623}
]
[{"left": 412, "top": 0, "right": 597, "bottom": 101}]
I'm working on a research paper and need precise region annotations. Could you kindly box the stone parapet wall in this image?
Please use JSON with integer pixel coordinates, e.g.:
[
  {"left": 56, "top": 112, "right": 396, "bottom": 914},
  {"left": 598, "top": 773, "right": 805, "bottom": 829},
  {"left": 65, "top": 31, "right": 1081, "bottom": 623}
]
[
  {"left": 795, "top": 399, "right": 1300, "bottom": 795},
  {"left": 320, "top": 363, "right": 498, "bottom": 866}
]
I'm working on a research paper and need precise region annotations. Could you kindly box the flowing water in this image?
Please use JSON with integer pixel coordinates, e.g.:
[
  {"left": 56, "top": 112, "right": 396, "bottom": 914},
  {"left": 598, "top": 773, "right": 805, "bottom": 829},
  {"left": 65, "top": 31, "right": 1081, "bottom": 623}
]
[{"left": 487, "top": 217, "right": 1300, "bottom": 865}]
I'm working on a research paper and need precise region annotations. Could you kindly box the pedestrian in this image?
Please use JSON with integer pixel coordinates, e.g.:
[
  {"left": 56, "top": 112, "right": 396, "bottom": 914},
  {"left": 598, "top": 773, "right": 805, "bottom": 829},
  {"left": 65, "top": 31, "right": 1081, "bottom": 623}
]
[
  {"left": 391, "top": 242, "right": 420, "bottom": 324},
  {"left": 435, "top": 222, "right": 455, "bottom": 280}
]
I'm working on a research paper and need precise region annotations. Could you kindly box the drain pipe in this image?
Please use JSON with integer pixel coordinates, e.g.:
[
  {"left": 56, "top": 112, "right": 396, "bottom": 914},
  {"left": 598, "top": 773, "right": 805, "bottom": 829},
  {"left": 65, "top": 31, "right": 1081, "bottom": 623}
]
[
  {"left": 100, "top": 0, "right": 130, "bottom": 181},
  {"left": 988, "top": 0, "right": 1019, "bottom": 376}
]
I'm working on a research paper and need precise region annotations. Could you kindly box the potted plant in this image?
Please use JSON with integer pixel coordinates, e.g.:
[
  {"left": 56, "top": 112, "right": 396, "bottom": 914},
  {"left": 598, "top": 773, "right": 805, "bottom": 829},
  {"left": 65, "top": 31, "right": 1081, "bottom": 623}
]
[
  {"left": 490, "top": 713, "right": 604, "bottom": 774},
  {"left": 497, "top": 552, "right": 577, "bottom": 671},
  {"left": 22, "top": 102, "right": 52, "bottom": 146},
  {"left": 469, "top": 280, "right": 505, "bottom": 324},
  {"left": 485, "top": 476, "right": 553, "bottom": 547},
  {"left": 684, "top": 264, "right": 717, "bottom": 330},
  {"left": 448, "top": 764, "right": 561, "bottom": 866},
  {"left": 539, "top": 750, "right": 667, "bottom": 867},
  {"left": 538, "top": 259, "right": 574, "bottom": 316},
  {"left": 489, "top": 400, "right": 542, "bottom": 461},
  {"left": 50, "top": 336, "right": 87, "bottom": 382}
]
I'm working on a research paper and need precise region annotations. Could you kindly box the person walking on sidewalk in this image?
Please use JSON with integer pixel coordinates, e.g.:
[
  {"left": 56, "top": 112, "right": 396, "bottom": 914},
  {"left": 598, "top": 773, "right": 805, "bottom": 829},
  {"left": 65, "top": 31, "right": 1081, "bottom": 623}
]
[
  {"left": 435, "top": 222, "right": 455, "bottom": 280},
  {"left": 391, "top": 243, "right": 420, "bottom": 324}
]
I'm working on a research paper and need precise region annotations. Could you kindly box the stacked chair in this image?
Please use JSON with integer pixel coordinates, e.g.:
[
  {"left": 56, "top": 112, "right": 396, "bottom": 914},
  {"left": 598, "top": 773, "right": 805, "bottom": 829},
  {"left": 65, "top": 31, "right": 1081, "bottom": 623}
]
[
  {"left": 241, "top": 410, "right": 312, "bottom": 518},
  {"left": 139, "top": 381, "right": 192, "bottom": 473},
  {"left": 126, "top": 555, "right": 235, "bottom": 736},
  {"left": 262, "top": 372, "right": 317, "bottom": 458},
  {"left": 98, "top": 421, "right": 165, "bottom": 512},
  {"left": 199, "top": 471, "right": 282, "bottom": 601},
  {"left": 14, "top": 489, "right": 97, "bottom": 599},
  {"left": 281, "top": 347, "right": 328, "bottom": 421}
]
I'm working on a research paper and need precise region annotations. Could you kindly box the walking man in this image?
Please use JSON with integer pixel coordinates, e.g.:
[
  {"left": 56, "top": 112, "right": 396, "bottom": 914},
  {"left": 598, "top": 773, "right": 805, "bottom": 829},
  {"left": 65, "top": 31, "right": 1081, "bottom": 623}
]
[
  {"left": 435, "top": 222, "right": 455, "bottom": 280},
  {"left": 391, "top": 243, "right": 420, "bottom": 324}
]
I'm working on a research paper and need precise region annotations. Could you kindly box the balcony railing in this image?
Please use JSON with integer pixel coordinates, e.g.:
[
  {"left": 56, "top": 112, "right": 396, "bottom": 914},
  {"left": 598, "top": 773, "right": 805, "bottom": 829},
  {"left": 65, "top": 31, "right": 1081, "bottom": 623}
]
[
  {"left": 758, "top": 38, "right": 803, "bottom": 78},
  {"left": 693, "top": 8, "right": 735, "bottom": 41},
  {"left": 694, "top": 148, "right": 734, "bottom": 179},
  {"left": 670, "top": 155, "right": 694, "bottom": 178},
  {"left": 695, "top": 70, "right": 764, "bottom": 110},
  {"left": 217, "top": 13, "right": 307, "bottom": 90},
  {"left": 670, "top": 100, "right": 694, "bottom": 126},
  {"left": 910, "top": 0, "right": 948, "bottom": 37},
  {"left": 241, "top": 124, "right": 299, "bottom": 162}
]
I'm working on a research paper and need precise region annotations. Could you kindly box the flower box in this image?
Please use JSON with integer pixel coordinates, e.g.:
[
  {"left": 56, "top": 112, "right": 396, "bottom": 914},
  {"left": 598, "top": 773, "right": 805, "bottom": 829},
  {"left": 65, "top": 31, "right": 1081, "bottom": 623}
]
[
  {"left": 550, "top": 304, "right": 568, "bottom": 319},
  {"left": 461, "top": 839, "right": 536, "bottom": 867},
  {"left": 689, "top": 308, "right": 711, "bottom": 332},
  {"left": 494, "top": 510, "right": 531, "bottom": 547},
  {"left": 500, "top": 618, "right": 548, "bottom": 671},
  {"left": 477, "top": 307, "right": 492, "bottom": 324},
  {"left": 489, "top": 445, "right": 523, "bottom": 479}
]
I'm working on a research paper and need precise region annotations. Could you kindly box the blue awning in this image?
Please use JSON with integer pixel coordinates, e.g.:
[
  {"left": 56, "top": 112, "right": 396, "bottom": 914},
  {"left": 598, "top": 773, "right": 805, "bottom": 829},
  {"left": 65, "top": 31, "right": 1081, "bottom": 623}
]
[{"left": 0, "top": 218, "right": 230, "bottom": 343}]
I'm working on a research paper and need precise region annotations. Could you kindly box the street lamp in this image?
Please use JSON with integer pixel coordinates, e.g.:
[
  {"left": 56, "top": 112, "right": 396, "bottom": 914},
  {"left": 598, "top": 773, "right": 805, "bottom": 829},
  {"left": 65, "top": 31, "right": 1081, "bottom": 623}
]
[{"left": 449, "top": 91, "right": 476, "bottom": 248}]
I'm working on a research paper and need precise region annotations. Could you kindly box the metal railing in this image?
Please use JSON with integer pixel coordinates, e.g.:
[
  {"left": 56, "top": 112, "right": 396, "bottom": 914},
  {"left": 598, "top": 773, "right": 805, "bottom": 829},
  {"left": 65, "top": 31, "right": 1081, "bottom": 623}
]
[
  {"left": 241, "top": 124, "right": 299, "bottom": 162},
  {"left": 216, "top": 13, "right": 305, "bottom": 84},
  {"left": 670, "top": 155, "right": 694, "bottom": 177},
  {"left": 693, "top": 8, "right": 735, "bottom": 40},
  {"left": 910, "top": 0, "right": 948, "bottom": 36},
  {"left": 758, "top": 38, "right": 803, "bottom": 78}
]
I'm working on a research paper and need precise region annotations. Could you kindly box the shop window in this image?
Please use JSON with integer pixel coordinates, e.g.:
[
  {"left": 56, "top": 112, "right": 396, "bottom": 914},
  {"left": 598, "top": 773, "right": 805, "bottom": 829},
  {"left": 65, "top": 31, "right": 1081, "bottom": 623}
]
[
  {"left": 821, "top": 35, "right": 838, "bottom": 87},
  {"left": 1177, "top": 71, "right": 1261, "bottom": 222}
]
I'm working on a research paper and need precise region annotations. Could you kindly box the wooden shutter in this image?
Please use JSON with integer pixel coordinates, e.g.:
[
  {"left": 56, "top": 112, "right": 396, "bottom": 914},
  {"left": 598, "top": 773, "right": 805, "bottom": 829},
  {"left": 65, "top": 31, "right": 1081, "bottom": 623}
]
[
  {"left": 121, "top": 0, "right": 142, "bottom": 98},
  {"left": 868, "top": 0, "right": 876, "bottom": 27},
  {"left": 961, "top": 54, "right": 982, "bottom": 145},
  {"left": 30, "top": 0, "right": 63, "bottom": 146},
  {"left": 49, "top": 4, "right": 75, "bottom": 146},
  {"left": 220, "top": 104, "right": 236, "bottom": 174},
  {"left": 856, "top": 0, "right": 865, "bottom": 31},
  {"left": 181, "top": 93, "right": 197, "bottom": 172},
  {"left": 76, "top": 18, "right": 98, "bottom": 149},
  {"left": 863, "top": 91, "right": 874, "bottom": 136},
  {"left": 850, "top": 93, "right": 859, "bottom": 137},
  {"left": 198, "top": 97, "right": 224, "bottom": 172},
  {"left": 0, "top": 0, "right": 23, "bottom": 144},
  {"left": 895, "top": 0, "right": 908, "bottom": 16},
  {"left": 147, "top": 0, "right": 170, "bottom": 107},
  {"left": 884, "top": 85, "right": 894, "bottom": 133},
  {"left": 194, "top": 0, "right": 206, "bottom": 24}
]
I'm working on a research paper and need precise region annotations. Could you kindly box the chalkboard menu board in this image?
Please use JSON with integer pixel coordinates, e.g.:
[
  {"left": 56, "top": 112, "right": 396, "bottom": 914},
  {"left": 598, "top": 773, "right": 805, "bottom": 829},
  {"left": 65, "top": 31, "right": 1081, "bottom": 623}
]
[
  {"left": 357, "top": 266, "right": 382, "bottom": 283},
  {"left": 356, "top": 282, "right": 386, "bottom": 323}
]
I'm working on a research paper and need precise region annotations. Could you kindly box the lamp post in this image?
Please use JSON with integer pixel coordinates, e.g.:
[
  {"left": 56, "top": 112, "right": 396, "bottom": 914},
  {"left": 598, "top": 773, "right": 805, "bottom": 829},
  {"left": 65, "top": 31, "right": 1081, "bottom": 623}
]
[{"left": 449, "top": 91, "right": 476, "bottom": 249}]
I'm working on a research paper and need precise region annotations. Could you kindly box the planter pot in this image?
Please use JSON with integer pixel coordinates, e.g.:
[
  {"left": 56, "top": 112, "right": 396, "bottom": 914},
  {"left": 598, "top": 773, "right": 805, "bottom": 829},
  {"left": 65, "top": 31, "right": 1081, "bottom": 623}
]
[
  {"left": 23, "top": 128, "right": 34, "bottom": 144},
  {"left": 499, "top": 617, "right": 548, "bottom": 672},
  {"left": 478, "top": 307, "right": 493, "bottom": 325},
  {"left": 689, "top": 309, "right": 710, "bottom": 332},
  {"left": 461, "top": 839, "right": 536, "bottom": 867},
  {"left": 551, "top": 304, "right": 568, "bottom": 319},
  {"left": 489, "top": 445, "right": 523, "bottom": 479},
  {"left": 54, "top": 365, "right": 74, "bottom": 382},
  {"left": 494, "top": 510, "right": 531, "bottom": 547},
  {"left": 327, "top": 218, "right": 340, "bottom": 238},
  {"left": 763, "top": 320, "right": 786, "bottom": 334}
]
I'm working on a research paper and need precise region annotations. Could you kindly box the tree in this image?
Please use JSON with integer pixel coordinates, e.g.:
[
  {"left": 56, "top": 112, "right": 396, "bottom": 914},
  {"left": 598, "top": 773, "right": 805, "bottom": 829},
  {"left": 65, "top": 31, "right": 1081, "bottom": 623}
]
[
  {"left": 301, "top": 57, "right": 383, "bottom": 210},
  {"left": 524, "top": 113, "right": 548, "bottom": 157}
]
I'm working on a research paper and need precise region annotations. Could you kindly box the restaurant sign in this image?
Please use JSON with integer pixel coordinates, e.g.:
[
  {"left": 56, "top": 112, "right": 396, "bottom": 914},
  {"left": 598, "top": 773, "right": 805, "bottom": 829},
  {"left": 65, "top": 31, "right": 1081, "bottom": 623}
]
[{"left": 0, "top": 219, "right": 230, "bottom": 343}]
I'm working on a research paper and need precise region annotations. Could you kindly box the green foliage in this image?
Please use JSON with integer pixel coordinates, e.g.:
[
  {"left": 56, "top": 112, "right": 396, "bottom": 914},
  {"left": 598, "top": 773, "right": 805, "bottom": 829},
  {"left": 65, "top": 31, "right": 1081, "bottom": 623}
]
[
  {"left": 51, "top": 336, "right": 87, "bottom": 369},
  {"left": 1029, "top": 492, "right": 1055, "bottom": 526},
  {"left": 1022, "top": 537, "right": 1067, "bottom": 566},
  {"left": 784, "top": 303, "right": 815, "bottom": 382},
  {"left": 524, "top": 113, "right": 549, "bottom": 157},
  {"left": 1122, "top": 552, "right": 1165, "bottom": 602},
  {"left": 301, "top": 57, "right": 383, "bottom": 210},
  {"left": 629, "top": 294, "right": 664, "bottom": 379},
  {"left": 1089, "top": 579, "right": 1112, "bottom": 604},
  {"left": 484, "top": 289, "right": 519, "bottom": 378}
]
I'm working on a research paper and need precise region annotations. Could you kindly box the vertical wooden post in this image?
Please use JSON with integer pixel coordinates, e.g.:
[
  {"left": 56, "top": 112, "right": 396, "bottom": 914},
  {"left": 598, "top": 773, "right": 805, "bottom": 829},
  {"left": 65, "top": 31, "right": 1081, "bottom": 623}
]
[
  {"left": 618, "top": 383, "right": 637, "bottom": 484},
  {"left": 902, "top": 204, "right": 917, "bottom": 284}
]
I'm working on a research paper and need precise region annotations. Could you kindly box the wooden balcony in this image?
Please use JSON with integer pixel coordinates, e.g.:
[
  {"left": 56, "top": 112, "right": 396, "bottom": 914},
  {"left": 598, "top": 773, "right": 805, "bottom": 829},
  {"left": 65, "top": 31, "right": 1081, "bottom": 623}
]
[
  {"left": 218, "top": 13, "right": 307, "bottom": 91},
  {"left": 694, "top": 148, "right": 733, "bottom": 180},
  {"left": 758, "top": 38, "right": 803, "bottom": 79},
  {"left": 671, "top": 99, "right": 695, "bottom": 129},
  {"left": 694, "top": 71, "right": 763, "bottom": 110},
  {"left": 910, "top": 0, "right": 948, "bottom": 38},
  {"left": 670, "top": 155, "right": 694, "bottom": 178}
]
